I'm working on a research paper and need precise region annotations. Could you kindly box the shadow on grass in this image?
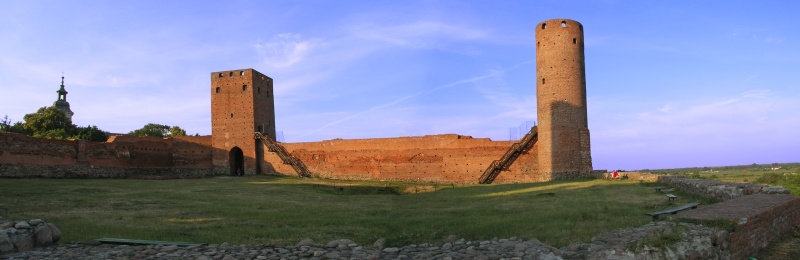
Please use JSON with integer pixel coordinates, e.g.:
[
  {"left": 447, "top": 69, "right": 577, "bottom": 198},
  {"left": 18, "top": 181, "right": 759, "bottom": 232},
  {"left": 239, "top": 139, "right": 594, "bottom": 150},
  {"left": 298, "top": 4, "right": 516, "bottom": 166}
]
[{"left": 0, "top": 175, "right": 717, "bottom": 247}]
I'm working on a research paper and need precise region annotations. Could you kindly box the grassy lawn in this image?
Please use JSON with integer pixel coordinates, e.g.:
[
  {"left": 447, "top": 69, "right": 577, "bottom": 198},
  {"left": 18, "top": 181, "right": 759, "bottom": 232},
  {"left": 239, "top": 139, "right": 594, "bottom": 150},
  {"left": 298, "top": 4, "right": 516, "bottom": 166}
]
[
  {"left": 691, "top": 168, "right": 786, "bottom": 183},
  {"left": 667, "top": 166, "right": 800, "bottom": 195},
  {"left": 0, "top": 176, "right": 709, "bottom": 247}
]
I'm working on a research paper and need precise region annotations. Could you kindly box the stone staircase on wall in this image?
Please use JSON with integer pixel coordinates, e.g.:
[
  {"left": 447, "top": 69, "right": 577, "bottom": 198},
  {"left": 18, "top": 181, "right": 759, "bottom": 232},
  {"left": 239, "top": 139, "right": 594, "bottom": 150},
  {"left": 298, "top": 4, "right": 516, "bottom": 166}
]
[
  {"left": 254, "top": 132, "right": 312, "bottom": 178},
  {"left": 478, "top": 126, "right": 538, "bottom": 184}
]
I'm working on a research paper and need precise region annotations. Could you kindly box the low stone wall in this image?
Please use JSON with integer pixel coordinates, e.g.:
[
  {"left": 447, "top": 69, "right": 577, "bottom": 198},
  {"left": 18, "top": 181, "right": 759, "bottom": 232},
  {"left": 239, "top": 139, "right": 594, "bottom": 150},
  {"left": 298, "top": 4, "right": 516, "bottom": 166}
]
[
  {"left": 657, "top": 175, "right": 789, "bottom": 201},
  {"left": 0, "top": 164, "right": 213, "bottom": 179},
  {"left": 1, "top": 222, "right": 730, "bottom": 259},
  {"left": 675, "top": 194, "right": 800, "bottom": 260},
  {"left": 0, "top": 218, "right": 61, "bottom": 253},
  {"left": 561, "top": 222, "right": 730, "bottom": 259}
]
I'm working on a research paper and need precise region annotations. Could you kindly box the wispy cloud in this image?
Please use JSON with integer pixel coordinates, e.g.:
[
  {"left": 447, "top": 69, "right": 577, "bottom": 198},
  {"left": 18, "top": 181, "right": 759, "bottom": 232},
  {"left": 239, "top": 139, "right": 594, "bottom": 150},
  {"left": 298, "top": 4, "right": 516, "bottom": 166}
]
[
  {"left": 591, "top": 90, "right": 800, "bottom": 169},
  {"left": 254, "top": 34, "right": 321, "bottom": 69},
  {"left": 291, "top": 70, "right": 502, "bottom": 141}
]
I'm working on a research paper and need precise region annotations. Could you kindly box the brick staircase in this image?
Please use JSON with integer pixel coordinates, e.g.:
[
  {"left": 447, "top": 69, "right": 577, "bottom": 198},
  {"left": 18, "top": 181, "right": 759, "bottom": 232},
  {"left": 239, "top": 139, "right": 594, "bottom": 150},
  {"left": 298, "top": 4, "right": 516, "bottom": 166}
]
[
  {"left": 254, "top": 132, "right": 312, "bottom": 178},
  {"left": 478, "top": 126, "right": 538, "bottom": 184}
]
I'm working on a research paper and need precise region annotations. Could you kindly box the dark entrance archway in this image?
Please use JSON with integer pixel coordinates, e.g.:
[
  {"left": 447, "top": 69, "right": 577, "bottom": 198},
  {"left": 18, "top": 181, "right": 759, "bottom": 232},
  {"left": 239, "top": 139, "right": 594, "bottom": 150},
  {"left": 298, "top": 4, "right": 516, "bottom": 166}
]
[{"left": 229, "top": 147, "right": 244, "bottom": 176}]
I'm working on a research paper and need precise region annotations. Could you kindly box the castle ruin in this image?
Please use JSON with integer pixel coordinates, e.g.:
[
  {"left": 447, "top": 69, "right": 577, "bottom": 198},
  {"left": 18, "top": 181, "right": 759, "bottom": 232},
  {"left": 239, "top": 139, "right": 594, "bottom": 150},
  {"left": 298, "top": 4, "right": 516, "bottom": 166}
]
[{"left": 0, "top": 18, "right": 593, "bottom": 183}]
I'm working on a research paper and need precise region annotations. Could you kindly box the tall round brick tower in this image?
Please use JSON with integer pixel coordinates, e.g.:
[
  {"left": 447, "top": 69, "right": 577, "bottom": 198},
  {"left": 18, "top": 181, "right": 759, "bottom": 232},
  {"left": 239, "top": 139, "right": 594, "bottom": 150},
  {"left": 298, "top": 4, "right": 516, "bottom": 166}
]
[{"left": 535, "top": 18, "right": 593, "bottom": 178}]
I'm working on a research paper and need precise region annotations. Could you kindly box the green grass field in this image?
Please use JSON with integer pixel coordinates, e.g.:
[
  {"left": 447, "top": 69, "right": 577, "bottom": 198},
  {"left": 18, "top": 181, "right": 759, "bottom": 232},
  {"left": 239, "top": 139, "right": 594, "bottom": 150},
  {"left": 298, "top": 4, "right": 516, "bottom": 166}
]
[
  {"left": 652, "top": 163, "right": 800, "bottom": 195},
  {"left": 0, "top": 176, "right": 708, "bottom": 247}
]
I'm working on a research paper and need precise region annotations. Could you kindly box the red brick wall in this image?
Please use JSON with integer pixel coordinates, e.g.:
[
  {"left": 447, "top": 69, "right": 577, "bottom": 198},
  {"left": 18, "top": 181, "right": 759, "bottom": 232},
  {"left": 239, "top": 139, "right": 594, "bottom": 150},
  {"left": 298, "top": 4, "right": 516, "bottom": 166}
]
[
  {"left": 2, "top": 132, "right": 551, "bottom": 183},
  {"left": 728, "top": 195, "right": 800, "bottom": 259},
  {"left": 262, "top": 134, "right": 545, "bottom": 183},
  {"left": 0, "top": 133, "right": 212, "bottom": 177},
  {"left": 0, "top": 132, "right": 76, "bottom": 165}
]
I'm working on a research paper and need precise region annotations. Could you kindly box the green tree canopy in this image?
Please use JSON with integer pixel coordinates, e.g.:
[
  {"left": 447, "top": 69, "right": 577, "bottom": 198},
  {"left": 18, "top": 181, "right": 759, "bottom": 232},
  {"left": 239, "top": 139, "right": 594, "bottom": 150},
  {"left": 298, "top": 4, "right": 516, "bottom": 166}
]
[
  {"left": 73, "top": 125, "right": 110, "bottom": 142},
  {"left": 128, "top": 123, "right": 188, "bottom": 138},
  {"left": 3, "top": 108, "right": 109, "bottom": 142},
  {"left": 128, "top": 123, "right": 170, "bottom": 138},
  {"left": 0, "top": 115, "right": 14, "bottom": 133},
  {"left": 169, "top": 126, "right": 187, "bottom": 137},
  {"left": 22, "top": 106, "right": 74, "bottom": 139}
]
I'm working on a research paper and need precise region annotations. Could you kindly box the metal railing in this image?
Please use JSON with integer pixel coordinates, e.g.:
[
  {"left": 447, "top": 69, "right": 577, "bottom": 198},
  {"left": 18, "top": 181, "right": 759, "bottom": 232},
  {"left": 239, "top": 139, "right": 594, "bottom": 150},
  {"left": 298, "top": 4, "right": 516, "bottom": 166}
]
[
  {"left": 478, "top": 126, "right": 538, "bottom": 184},
  {"left": 255, "top": 132, "right": 311, "bottom": 178}
]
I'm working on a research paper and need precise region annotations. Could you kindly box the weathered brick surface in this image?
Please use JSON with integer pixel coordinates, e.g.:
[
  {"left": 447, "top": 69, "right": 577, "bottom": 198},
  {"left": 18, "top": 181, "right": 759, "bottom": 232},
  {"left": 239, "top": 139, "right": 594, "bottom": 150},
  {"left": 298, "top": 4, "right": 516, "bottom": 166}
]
[
  {"left": 210, "top": 69, "right": 275, "bottom": 175},
  {"left": 262, "top": 134, "right": 543, "bottom": 183},
  {"left": 676, "top": 194, "right": 800, "bottom": 260},
  {"left": 3, "top": 18, "right": 599, "bottom": 184},
  {"left": 0, "top": 132, "right": 212, "bottom": 178},
  {"left": 536, "top": 19, "right": 592, "bottom": 177}
]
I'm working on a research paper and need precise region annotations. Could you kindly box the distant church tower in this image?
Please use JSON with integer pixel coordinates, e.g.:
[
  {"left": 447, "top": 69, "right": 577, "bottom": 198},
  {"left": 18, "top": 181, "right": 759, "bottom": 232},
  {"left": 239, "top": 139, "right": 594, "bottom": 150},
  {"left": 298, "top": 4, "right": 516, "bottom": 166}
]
[
  {"left": 53, "top": 76, "right": 74, "bottom": 120},
  {"left": 210, "top": 69, "right": 276, "bottom": 176},
  {"left": 535, "top": 19, "right": 593, "bottom": 177}
]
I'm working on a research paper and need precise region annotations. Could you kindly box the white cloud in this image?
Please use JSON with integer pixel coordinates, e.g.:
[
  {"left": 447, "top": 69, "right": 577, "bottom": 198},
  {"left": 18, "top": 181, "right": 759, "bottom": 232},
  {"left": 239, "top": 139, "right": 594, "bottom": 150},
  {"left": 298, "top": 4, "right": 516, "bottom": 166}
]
[{"left": 254, "top": 34, "right": 321, "bottom": 69}]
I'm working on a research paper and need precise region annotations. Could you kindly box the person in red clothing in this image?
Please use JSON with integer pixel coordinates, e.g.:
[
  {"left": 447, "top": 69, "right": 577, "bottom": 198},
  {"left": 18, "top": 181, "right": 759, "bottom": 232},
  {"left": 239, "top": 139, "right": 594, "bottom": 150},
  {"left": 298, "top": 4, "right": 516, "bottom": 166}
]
[{"left": 612, "top": 170, "right": 619, "bottom": 179}]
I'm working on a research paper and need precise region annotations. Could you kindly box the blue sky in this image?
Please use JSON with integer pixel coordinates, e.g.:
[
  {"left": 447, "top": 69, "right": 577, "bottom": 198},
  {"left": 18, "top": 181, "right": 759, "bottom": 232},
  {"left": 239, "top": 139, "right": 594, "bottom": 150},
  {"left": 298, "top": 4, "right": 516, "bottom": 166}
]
[{"left": 1, "top": 1, "right": 798, "bottom": 170}]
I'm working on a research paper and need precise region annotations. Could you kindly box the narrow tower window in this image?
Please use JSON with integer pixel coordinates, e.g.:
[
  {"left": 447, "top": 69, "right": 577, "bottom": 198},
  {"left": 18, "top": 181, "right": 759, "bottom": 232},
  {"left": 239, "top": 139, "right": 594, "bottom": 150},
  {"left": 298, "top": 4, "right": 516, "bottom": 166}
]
[
  {"left": 229, "top": 72, "right": 233, "bottom": 76},
  {"left": 240, "top": 71, "right": 245, "bottom": 76},
  {"left": 542, "top": 78, "right": 545, "bottom": 84},
  {"left": 215, "top": 87, "right": 221, "bottom": 93},
  {"left": 243, "top": 85, "right": 248, "bottom": 91},
  {"left": 573, "top": 38, "right": 576, "bottom": 44},
  {"left": 230, "top": 113, "right": 234, "bottom": 118},
  {"left": 257, "top": 87, "right": 261, "bottom": 94},
  {"left": 561, "top": 21, "right": 566, "bottom": 27},
  {"left": 541, "top": 23, "right": 546, "bottom": 29},
  {"left": 218, "top": 73, "right": 223, "bottom": 77}
]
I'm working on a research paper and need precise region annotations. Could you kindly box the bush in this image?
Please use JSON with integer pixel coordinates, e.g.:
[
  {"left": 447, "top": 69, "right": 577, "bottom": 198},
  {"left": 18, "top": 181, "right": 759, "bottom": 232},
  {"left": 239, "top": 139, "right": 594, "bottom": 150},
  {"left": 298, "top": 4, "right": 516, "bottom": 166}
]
[{"left": 756, "top": 173, "right": 800, "bottom": 196}]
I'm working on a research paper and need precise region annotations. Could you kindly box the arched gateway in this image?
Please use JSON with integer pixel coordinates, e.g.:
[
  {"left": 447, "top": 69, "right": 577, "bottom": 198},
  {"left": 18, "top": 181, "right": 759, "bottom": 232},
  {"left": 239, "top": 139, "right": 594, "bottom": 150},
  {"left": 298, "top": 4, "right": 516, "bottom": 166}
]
[{"left": 229, "top": 147, "right": 244, "bottom": 176}]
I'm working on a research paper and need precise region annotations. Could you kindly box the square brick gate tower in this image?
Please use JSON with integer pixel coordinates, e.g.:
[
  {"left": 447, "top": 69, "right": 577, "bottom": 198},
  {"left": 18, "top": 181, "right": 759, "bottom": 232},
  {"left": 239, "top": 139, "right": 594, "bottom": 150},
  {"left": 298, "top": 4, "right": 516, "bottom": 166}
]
[{"left": 210, "top": 68, "right": 276, "bottom": 175}]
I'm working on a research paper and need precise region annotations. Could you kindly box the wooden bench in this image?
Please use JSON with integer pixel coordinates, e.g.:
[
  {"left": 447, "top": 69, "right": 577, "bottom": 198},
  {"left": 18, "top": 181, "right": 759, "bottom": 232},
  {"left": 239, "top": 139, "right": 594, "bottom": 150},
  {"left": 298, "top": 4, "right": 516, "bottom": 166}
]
[
  {"left": 645, "top": 202, "right": 700, "bottom": 221},
  {"left": 652, "top": 186, "right": 664, "bottom": 192},
  {"left": 666, "top": 194, "right": 678, "bottom": 202},
  {"left": 96, "top": 238, "right": 207, "bottom": 247}
]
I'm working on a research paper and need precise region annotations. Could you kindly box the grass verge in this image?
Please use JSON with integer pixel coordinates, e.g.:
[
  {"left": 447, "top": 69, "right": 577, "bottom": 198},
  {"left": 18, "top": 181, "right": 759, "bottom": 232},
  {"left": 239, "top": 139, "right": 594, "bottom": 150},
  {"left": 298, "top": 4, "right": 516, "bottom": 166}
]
[{"left": 0, "top": 176, "right": 704, "bottom": 247}]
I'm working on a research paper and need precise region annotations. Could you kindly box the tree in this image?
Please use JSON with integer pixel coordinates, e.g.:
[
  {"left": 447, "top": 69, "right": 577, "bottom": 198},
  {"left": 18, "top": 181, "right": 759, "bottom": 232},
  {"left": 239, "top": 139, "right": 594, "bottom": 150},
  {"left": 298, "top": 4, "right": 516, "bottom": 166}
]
[
  {"left": 128, "top": 123, "right": 171, "bottom": 138},
  {"left": 5, "top": 107, "right": 110, "bottom": 142},
  {"left": 73, "top": 125, "right": 110, "bottom": 142},
  {"left": 0, "top": 115, "right": 13, "bottom": 132},
  {"left": 169, "top": 126, "right": 187, "bottom": 137},
  {"left": 22, "top": 107, "right": 74, "bottom": 139},
  {"left": 128, "top": 124, "right": 189, "bottom": 138}
]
